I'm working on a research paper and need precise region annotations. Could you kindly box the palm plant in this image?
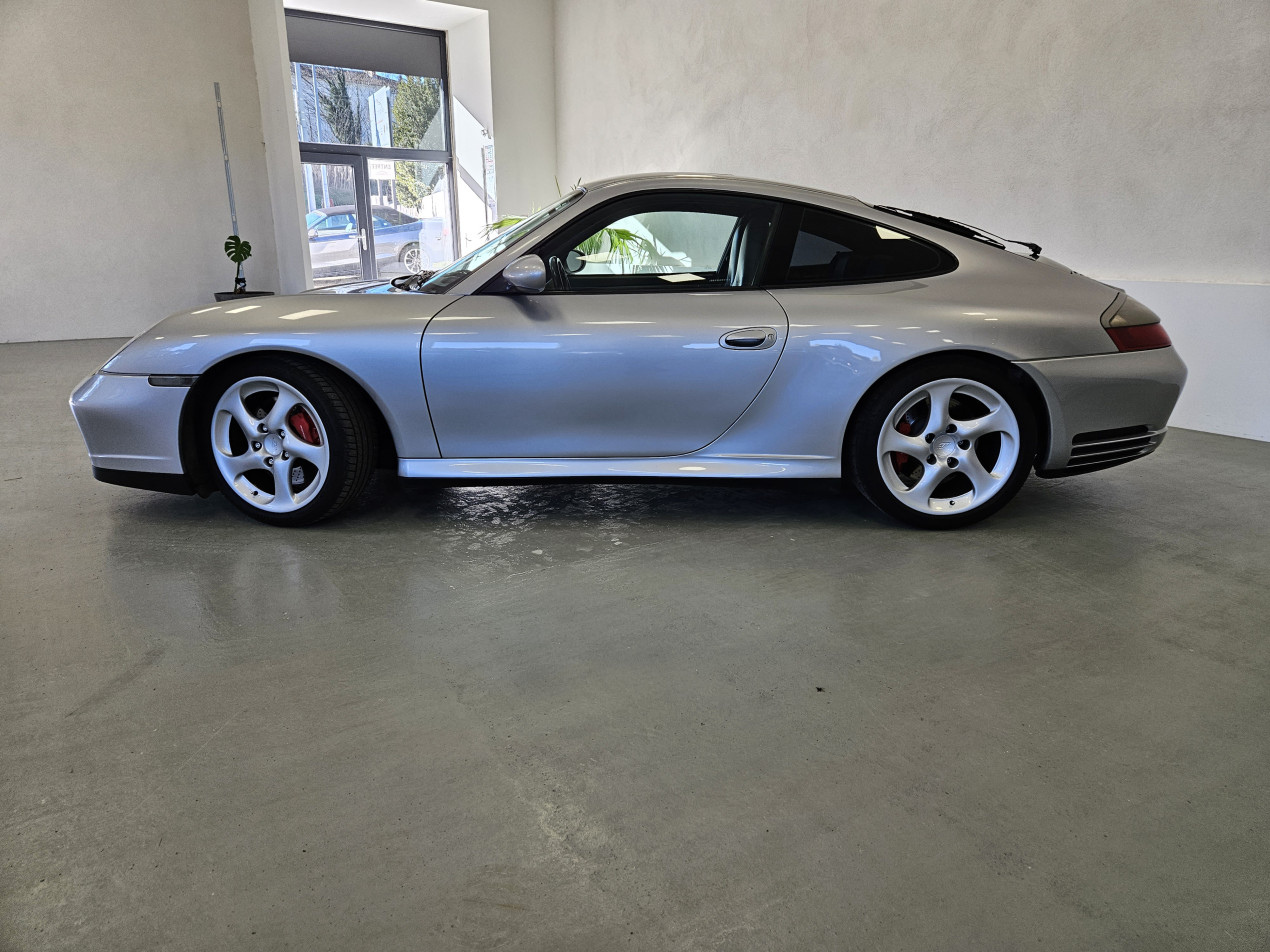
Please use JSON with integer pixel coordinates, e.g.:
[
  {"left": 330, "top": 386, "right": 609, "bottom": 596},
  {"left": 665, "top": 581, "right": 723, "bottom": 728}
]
[
  {"left": 573, "top": 226, "right": 655, "bottom": 272},
  {"left": 486, "top": 180, "right": 656, "bottom": 273},
  {"left": 224, "top": 235, "right": 252, "bottom": 293}
]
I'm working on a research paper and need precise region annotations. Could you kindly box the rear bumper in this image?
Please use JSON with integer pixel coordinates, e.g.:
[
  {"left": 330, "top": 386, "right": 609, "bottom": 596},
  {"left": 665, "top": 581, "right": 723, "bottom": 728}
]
[
  {"left": 1017, "top": 346, "right": 1187, "bottom": 475},
  {"left": 70, "top": 372, "right": 189, "bottom": 477}
]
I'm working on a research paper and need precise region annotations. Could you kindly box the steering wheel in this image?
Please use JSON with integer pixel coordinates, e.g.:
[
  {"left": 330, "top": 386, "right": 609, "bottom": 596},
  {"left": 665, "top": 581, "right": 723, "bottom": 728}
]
[{"left": 547, "top": 255, "right": 571, "bottom": 291}]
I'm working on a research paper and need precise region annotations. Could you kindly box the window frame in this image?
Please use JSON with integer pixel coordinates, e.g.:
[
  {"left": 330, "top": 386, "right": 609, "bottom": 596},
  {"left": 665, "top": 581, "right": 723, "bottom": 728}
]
[
  {"left": 759, "top": 201, "right": 958, "bottom": 289},
  {"left": 287, "top": 9, "right": 458, "bottom": 282}
]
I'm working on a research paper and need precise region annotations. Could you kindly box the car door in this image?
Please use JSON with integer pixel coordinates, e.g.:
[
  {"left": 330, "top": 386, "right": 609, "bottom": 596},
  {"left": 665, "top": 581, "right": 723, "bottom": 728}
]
[
  {"left": 370, "top": 214, "right": 397, "bottom": 266},
  {"left": 309, "top": 212, "right": 359, "bottom": 271},
  {"left": 421, "top": 192, "right": 788, "bottom": 459}
]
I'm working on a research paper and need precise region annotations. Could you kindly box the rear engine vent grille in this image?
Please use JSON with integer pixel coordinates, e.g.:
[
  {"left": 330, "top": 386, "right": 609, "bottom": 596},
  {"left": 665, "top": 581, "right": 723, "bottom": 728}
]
[{"left": 1068, "top": 425, "right": 1164, "bottom": 468}]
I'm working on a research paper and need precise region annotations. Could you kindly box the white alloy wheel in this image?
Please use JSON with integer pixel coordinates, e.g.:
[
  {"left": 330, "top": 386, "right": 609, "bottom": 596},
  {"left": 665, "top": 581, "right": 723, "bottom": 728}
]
[
  {"left": 210, "top": 376, "right": 331, "bottom": 514},
  {"left": 401, "top": 244, "right": 423, "bottom": 273},
  {"left": 876, "top": 377, "right": 1021, "bottom": 516}
]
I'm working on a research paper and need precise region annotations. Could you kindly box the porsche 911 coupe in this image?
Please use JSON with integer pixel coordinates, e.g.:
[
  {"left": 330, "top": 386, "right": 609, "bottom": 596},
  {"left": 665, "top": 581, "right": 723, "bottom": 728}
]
[{"left": 70, "top": 173, "right": 1186, "bottom": 528}]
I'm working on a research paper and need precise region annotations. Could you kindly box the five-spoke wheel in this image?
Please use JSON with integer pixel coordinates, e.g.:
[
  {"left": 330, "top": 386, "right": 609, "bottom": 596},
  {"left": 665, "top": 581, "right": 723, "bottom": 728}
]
[
  {"left": 201, "top": 358, "right": 377, "bottom": 526},
  {"left": 211, "top": 376, "right": 331, "bottom": 515},
  {"left": 400, "top": 243, "right": 423, "bottom": 274},
  {"left": 849, "top": 359, "right": 1036, "bottom": 528}
]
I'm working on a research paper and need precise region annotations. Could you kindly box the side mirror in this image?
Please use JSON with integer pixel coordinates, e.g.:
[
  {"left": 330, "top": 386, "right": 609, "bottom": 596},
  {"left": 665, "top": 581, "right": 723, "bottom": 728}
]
[
  {"left": 565, "top": 249, "right": 586, "bottom": 273},
  {"left": 307, "top": 229, "right": 317, "bottom": 239},
  {"left": 503, "top": 254, "right": 547, "bottom": 293}
]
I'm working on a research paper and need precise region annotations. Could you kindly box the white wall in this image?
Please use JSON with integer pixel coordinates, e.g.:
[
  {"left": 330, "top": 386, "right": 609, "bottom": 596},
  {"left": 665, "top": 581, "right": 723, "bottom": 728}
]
[
  {"left": 553, "top": 0, "right": 1270, "bottom": 438},
  {"left": 250, "top": 0, "right": 313, "bottom": 295},
  {"left": 0, "top": 0, "right": 280, "bottom": 342}
]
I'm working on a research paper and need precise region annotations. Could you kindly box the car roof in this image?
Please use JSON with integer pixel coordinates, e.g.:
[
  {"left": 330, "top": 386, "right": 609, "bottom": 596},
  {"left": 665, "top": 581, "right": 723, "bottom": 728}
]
[
  {"left": 311, "top": 205, "right": 416, "bottom": 219},
  {"left": 581, "top": 172, "right": 868, "bottom": 207}
]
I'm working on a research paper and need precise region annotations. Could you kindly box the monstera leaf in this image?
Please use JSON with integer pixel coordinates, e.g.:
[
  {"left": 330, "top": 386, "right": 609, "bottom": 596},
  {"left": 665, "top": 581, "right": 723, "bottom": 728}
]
[{"left": 224, "top": 235, "right": 252, "bottom": 264}]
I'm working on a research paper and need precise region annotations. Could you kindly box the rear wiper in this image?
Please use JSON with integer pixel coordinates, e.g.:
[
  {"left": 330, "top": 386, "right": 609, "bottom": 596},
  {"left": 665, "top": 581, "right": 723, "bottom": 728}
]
[{"left": 873, "top": 205, "right": 1042, "bottom": 259}]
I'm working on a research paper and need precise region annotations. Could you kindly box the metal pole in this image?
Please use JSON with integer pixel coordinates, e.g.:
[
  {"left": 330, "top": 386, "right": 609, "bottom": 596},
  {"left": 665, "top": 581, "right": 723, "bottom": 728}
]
[{"left": 213, "top": 82, "right": 238, "bottom": 237}]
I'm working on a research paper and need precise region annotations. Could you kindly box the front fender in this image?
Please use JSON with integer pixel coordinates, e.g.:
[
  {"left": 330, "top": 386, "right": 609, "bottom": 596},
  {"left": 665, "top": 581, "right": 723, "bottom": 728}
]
[{"left": 102, "top": 293, "right": 460, "bottom": 459}]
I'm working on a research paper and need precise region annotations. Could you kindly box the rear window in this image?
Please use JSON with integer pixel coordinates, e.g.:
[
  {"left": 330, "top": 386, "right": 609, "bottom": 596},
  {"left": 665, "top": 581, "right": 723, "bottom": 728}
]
[{"left": 767, "top": 206, "right": 954, "bottom": 285}]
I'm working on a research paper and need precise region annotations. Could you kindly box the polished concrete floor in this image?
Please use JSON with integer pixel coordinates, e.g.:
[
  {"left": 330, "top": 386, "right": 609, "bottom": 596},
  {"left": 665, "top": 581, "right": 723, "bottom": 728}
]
[{"left": 2, "top": 338, "right": 1268, "bottom": 951}]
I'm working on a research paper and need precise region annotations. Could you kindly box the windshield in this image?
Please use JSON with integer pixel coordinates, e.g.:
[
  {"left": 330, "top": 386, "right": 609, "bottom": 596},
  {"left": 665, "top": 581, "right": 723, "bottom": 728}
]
[
  {"left": 419, "top": 190, "right": 585, "bottom": 293},
  {"left": 305, "top": 211, "right": 323, "bottom": 228}
]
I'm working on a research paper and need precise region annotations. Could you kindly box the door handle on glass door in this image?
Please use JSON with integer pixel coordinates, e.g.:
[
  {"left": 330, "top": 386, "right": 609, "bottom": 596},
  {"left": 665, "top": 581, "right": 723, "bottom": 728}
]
[
  {"left": 720, "top": 327, "right": 777, "bottom": 349},
  {"left": 359, "top": 229, "right": 367, "bottom": 250}
]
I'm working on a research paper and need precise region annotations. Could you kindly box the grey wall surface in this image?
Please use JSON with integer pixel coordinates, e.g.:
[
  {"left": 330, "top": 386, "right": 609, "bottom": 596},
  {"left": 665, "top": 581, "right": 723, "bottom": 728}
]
[
  {"left": 553, "top": 0, "right": 1270, "bottom": 440},
  {"left": 0, "top": 0, "right": 280, "bottom": 342},
  {"left": 554, "top": 0, "right": 1269, "bottom": 285}
]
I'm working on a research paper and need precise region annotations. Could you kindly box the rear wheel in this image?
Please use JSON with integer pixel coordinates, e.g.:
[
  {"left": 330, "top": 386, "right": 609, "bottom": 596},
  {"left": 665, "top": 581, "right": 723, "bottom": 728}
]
[
  {"left": 848, "top": 358, "right": 1036, "bottom": 529},
  {"left": 201, "top": 357, "right": 377, "bottom": 526}
]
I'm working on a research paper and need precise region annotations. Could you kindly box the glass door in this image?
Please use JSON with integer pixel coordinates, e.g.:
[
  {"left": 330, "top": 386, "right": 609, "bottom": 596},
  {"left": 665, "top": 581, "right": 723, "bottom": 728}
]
[
  {"left": 369, "top": 159, "right": 455, "bottom": 276},
  {"left": 301, "top": 157, "right": 372, "bottom": 287}
]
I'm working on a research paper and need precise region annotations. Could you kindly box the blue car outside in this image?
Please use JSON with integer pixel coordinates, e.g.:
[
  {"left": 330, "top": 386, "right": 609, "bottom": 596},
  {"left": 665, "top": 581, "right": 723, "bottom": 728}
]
[{"left": 305, "top": 205, "right": 449, "bottom": 277}]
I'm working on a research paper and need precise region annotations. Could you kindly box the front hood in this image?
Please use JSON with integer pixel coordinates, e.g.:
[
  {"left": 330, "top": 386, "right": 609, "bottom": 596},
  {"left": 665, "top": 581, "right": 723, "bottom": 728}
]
[{"left": 103, "top": 291, "right": 459, "bottom": 375}]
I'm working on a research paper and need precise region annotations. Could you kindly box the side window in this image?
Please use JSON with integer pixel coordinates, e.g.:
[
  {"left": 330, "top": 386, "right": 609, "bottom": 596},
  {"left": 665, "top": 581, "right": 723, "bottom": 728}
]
[
  {"left": 317, "top": 213, "right": 354, "bottom": 232},
  {"left": 570, "top": 210, "right": 736, "bottom": 280},
  {"left": 539, "top": 194, "right": 777, "bottom": 292},
  {"left": 770, "top": 206, "right": 951, "bottom": 285}
]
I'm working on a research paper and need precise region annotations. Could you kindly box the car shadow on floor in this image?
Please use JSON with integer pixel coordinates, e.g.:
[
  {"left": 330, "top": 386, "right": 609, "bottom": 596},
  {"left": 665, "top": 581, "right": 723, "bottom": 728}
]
[{"left": 108, "top": 467, "right": 1101, "bottom": 543}]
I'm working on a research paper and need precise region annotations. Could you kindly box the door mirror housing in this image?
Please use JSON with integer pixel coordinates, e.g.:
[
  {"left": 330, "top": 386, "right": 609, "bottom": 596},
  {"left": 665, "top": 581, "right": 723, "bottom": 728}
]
[{"left": 503, "top": 254, "right": 547, "bottom": 294}]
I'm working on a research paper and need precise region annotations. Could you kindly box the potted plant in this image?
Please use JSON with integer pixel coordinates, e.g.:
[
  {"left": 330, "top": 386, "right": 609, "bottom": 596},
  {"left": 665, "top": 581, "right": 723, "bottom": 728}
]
[{"left": 214, "top": 234, "right": 274, "bottom": 302}]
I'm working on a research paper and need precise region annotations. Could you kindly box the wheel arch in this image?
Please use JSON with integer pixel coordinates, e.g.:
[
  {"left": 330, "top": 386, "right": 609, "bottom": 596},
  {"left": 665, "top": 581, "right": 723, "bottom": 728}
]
[
  {"left": 841, "top": 349, "right": 1051, "bottom": 477},
  {"left": 178, "top": 351, "right": 400, "bottom": 495}
]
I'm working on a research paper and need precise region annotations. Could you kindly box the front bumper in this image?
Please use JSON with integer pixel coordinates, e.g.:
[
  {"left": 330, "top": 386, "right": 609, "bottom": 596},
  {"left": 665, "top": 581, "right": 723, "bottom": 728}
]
[
  {"left": 70, "top": 373, "right": 192, "bottom": 487},
  {"left": 1017, "top": 346, "right": 1187, "bottom": 475}
]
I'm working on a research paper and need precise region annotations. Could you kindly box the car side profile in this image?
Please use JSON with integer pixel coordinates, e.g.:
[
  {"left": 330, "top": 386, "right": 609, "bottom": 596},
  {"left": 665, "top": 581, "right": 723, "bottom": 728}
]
[{"left": 71, "top": 173, "right": 1186, "bottom": 528}]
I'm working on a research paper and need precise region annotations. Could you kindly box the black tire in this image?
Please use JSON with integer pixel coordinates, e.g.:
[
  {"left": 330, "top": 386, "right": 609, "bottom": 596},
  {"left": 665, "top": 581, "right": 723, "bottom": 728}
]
[
  {"left": 199, "top": 356, "right": 378, "bottom": 526},
  {"left": 847, "top": 356, "right": 1037, "bottom": 529}
]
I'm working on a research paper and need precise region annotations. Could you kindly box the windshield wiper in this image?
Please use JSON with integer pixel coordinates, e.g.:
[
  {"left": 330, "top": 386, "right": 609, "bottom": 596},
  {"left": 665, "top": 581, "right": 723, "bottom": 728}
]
[
  {"left": 873, "top": 205, "right": 1041, "bottom": 259},
  {"left": 390, "top": 270, "right": 437, "bottom": 292}
]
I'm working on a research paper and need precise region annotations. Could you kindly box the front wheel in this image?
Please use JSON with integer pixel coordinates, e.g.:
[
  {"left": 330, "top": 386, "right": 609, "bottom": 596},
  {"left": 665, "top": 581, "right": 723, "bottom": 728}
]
[
  {"left": 847, "top": 358, "right": 1037, "bottom": 529},
  {"left": 200, "top": 357, "right": 378, "bottom": 526}
]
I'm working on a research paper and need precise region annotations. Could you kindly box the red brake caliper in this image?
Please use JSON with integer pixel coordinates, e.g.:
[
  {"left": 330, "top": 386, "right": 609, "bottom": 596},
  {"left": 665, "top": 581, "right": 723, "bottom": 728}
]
[
  {"left": 287, "top": 407, "right": 321, "bottom": 445},
  {"left": 894, "top": 417, "right": 912, "bottom": 470}
]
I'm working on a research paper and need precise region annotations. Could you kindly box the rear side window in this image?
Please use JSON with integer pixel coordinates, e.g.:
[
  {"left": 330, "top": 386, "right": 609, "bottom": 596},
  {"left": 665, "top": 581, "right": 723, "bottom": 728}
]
[{"left": 766, "top": 205, "right": 954, "bottom": 285}]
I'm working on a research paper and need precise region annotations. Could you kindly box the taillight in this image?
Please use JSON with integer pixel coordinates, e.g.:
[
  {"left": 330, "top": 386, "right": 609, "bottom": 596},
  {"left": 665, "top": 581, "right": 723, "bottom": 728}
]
[
  {"left": 1103, "top": 294, "right": 1171, "bottom": 352},
  {"left": 1107, "top": 323, "right": 1172, "bottom": 351}
]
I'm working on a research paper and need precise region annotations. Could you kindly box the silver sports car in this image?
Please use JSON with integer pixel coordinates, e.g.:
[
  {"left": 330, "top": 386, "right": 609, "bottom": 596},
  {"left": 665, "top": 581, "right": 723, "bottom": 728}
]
[{"left": 71, "top": 173, "right": 1186, "bottom": 528}]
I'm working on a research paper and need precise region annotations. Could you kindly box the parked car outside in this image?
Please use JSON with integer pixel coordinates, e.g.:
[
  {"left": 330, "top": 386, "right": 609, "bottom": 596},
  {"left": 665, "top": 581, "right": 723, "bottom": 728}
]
[{"left": 305, "top": 205, "right": 450, "bottom": 277}]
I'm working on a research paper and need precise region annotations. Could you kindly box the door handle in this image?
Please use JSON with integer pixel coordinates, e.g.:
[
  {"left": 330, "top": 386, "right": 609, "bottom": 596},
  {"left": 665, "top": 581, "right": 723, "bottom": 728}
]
[
  {"left": 358, "top": 228, "right": 367, "bottom": 250},
  {"left": 720, "top": 327, "right": 777, "bottom": 350}
]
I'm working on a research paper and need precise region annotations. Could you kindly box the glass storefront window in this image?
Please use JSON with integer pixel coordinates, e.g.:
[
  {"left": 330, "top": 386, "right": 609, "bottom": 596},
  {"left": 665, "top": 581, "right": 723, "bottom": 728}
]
[
  {"left": 291, "top": 63, "right": 446, "bottom": 151},
  {"left": 370, "top": 161, "right": 455, "bottom": 276}
]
